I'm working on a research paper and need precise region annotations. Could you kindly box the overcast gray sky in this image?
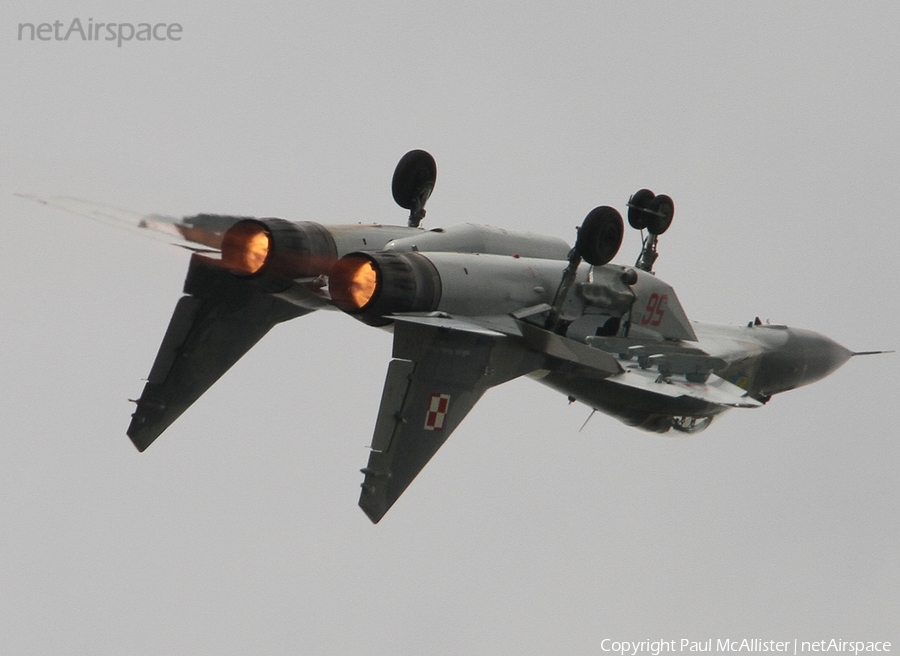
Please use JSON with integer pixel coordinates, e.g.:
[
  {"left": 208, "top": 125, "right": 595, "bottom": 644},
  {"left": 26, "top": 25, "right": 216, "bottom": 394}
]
[{"left": 1, "top": 2, "right": 898, "bottom": 654}]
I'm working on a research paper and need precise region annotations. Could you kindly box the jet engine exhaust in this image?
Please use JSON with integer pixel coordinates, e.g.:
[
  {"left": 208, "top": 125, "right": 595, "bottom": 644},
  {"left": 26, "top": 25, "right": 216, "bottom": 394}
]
[
  {"left": 221, "top": 220, "right": 271, "bottom": 274},
  {"left": 329, "top": 250, "right": 592, "bottom": 327},
  {"left": 217, "top": 218, "right": 338, "bottom": 291},
  {"left": 328, "top": 251, "right": 441, "bottom": 325},
  {"left": 341, "top": 258, "right": 378, "bottom": 308}
]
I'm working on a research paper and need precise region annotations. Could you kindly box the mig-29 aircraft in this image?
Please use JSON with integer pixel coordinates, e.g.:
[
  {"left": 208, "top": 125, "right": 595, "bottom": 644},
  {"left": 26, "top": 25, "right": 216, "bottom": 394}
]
[{"left": 23, "top": 150, "right": 885, "bottom": 523}]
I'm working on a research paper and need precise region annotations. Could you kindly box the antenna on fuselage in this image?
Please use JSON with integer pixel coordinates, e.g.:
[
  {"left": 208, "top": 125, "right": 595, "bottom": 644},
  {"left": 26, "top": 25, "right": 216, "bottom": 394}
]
[{"left": 627, "top": 189, "right": 674, "bottom": 273}]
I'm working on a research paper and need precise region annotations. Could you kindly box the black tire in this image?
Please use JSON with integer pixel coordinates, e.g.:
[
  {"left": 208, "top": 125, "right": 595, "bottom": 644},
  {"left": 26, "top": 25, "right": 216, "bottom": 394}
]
[
  {"left": 647, "top": 194, "right": 674, "bottom": 235},
  {"left": 627, "top": 188, "right": 655, "bottom": 230},
  {"left": 575, "top": 206, "right": 624, "bottom": 266},
  {"left": 391, "top": 150, "right": 437, "bottom": 210}
]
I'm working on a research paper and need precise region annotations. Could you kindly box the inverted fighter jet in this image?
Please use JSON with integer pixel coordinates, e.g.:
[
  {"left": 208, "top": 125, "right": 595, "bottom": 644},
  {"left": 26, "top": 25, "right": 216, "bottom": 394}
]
[{"left": 24, "top": 150, "right": 885, "bottom": 522}]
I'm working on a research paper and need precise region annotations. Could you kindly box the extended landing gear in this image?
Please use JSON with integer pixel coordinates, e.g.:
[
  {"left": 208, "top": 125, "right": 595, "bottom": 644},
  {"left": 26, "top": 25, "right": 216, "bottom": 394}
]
[
  {"left": 628, "top": 188, "right": 673, "bottom": 235},
  {"left": 628, "top": 189, "right": 675, "bottom": 273},
  {"left": 392, "top": 149, "right": 437, "bottom": 228},
  {"left": 575, "top": 205, "right": 624, "bottom": 266},
  {"left": 546, "top": 206, "right": 625, "bottom": 332}
]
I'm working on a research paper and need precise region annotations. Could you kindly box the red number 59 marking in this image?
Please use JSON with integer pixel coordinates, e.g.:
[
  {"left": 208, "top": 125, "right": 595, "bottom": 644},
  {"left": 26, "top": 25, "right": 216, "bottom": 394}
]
[{"left": 640, "top": 293, "right": 668, "bottom": 326}]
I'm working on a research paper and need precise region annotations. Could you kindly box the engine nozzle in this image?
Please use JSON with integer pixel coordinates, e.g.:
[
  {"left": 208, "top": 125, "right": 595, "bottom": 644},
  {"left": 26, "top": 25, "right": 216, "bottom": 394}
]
[
  {"left": 218, "top": 218, "right": 338, "bottom": 291},
  {"left": 221, "top": 221, "right": 271, "bottom": 275},
  {"left": 328, "top": 251, "right": 441, "bottom": 326}
]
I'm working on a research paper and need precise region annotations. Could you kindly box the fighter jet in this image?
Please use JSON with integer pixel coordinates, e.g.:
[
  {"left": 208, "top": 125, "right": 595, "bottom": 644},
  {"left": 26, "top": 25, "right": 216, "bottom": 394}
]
[{"left": 23, "top": 150, "right": 886, "bottom": 523}]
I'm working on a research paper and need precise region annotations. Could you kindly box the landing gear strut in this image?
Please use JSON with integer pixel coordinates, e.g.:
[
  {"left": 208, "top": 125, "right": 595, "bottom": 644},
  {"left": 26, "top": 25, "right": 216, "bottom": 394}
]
[
  {"left": 628, "top": 189, "right": 674, "bottom": 273},
  {"left": 392, "top": 150, "right": 437, "bottom": 228},
  {"left": 546, "top": 206, "right": 624, "bottom": 332}
]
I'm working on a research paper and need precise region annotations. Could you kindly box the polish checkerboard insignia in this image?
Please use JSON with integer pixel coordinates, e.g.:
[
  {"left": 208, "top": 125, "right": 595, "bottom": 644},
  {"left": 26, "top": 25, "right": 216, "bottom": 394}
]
[{"left": 424, "top": 393, "right": 451, "bottom": 431}]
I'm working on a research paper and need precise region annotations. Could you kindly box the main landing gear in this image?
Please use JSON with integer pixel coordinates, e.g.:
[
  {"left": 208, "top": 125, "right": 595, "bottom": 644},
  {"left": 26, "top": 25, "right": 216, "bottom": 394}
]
[
  {"left": 546, "top": 189, "right": 676, "bottom": 332},
  {"left": 392, "top": 149, "right": 437, "bottom": 228}
]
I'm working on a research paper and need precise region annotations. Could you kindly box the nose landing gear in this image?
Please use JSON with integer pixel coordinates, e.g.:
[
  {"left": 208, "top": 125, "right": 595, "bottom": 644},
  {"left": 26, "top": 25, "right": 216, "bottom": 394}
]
[{"left": 628, "top": 189, "right": 674, "bottom": 273}]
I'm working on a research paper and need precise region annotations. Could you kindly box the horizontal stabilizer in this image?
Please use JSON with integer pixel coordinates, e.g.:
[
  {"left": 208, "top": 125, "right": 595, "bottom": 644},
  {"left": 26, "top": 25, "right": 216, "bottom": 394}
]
[
  {"left": 127, "top": 254, "right": 309, "bottom": 451},
  {"left": 359, "top": 319, "right": 542, "bottom": 523}
]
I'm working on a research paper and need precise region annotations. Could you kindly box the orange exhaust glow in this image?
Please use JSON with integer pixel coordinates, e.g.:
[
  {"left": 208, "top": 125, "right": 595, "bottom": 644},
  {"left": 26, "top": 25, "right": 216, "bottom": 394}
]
[
  {"left": 329, "top": 255, "right": 381, "bottom": 311},
  {"left": 221, "top": 222, "right": 271, "bottom": 274},
  {"left": 346, "top": 260, "right": 378, "bottom": 308}
]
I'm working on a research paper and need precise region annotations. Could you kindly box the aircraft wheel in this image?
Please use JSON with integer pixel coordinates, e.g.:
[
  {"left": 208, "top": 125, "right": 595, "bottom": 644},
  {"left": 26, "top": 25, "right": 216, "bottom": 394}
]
[
  {"left": 627, "top": 188, "right": 655, "bottom": 230},
  {"left": 392, "top": 149, "right": 437, "bottom": 210},
  {"left": 576, "top": 206, "right": 624, "bottom": 266},
  {"left": 647, "top": 194, "right": 674, "bottom": 235}
]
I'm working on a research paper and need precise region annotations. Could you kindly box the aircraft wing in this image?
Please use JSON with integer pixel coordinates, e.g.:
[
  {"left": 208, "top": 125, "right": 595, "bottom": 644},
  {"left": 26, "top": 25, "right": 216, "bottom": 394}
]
[
  {"left": 607, "top": 366, "right": 762, "bottom": 408},
  {"left": 586, "top": 336, "right": 762, "bottom": 408},
  {"left": 358, "top": 316, "right": 544, "bottom": 523},
  {"left": 127, "top": 254, "right": 309, "bottom": 451}
]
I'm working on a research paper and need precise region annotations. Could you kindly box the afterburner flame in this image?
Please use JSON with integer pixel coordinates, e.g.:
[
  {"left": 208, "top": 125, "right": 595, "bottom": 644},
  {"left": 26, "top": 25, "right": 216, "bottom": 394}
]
[
  {"left": 221, "top": 222, "right": 271, "bottom": 274},
  {"left": 242, "top": 230, "right": 270, "bottom": 273},
  {"left": 347, "top": 260, "right": 378, "bottom": 308}
]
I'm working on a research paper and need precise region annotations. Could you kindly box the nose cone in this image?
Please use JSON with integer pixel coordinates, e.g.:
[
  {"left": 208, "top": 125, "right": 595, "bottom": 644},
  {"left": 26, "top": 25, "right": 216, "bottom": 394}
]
[
  {"left": 755, "top": 328, "right": 854, "bottom": 396},
  {"left": 792, "top": 328, "right": 854, "bottom": 386}
]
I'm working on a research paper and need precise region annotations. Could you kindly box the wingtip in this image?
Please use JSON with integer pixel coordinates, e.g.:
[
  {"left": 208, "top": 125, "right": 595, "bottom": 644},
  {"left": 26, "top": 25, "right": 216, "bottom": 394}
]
[
  {"left": 127, "top": 411, "right": 163, "bottom": 452},
  {"left": 126, "top": 428, "right": 155, "bottom": 453},
  {"left": 358, "top": 482, "right": 390, "bottom": 524},
  {"left": 359, "top": 498, "right": 386, "bottom": 524}
]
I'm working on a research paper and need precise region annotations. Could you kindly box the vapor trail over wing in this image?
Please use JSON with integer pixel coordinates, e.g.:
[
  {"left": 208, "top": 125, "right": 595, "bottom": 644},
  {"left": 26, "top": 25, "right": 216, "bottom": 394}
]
[{"left": 16, "top": 194, "right": 246, "bottom": 251}]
